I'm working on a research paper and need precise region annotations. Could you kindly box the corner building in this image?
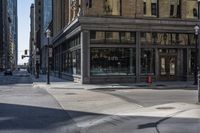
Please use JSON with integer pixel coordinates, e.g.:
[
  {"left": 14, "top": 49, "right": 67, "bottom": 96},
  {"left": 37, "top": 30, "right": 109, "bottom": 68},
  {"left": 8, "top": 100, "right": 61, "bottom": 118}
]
[{"left": 52, "top": 0, "right": 198, "bottom": 84}]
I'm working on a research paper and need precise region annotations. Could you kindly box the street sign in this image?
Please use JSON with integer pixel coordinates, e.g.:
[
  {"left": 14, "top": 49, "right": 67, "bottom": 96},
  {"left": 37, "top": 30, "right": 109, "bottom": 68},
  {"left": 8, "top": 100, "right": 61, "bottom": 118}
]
[{"left": 36, "top": 55, "right": 40, "bottom": 61}]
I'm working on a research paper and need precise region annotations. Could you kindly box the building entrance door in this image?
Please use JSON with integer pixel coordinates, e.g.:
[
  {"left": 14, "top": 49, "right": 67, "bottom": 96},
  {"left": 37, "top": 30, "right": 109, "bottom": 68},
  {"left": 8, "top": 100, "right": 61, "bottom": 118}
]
[{"left": 159, "top": 55, "right": 177, "bottom": 80}]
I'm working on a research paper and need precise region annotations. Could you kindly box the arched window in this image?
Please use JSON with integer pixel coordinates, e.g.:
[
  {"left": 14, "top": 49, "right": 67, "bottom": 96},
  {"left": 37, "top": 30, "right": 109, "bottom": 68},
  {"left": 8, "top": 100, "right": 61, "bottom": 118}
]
[{"left": 193, "top": 8, "right": 197, "bottom": 17}]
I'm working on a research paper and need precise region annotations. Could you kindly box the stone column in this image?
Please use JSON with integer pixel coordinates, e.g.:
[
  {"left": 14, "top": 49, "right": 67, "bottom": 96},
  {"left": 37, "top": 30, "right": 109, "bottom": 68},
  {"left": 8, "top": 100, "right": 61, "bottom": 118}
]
[
  {"left": 81, "top": 30, "right": 90, "bottom": 84},
  {"left": 68, "top": 0, "right": 71, "bottom": 24}
]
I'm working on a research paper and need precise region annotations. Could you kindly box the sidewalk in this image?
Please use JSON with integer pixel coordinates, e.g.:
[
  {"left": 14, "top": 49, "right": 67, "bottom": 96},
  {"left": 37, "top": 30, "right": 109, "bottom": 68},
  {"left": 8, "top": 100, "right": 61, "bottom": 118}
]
[{"left": 32, "top": 74, "right": 197, "bottom": 90}]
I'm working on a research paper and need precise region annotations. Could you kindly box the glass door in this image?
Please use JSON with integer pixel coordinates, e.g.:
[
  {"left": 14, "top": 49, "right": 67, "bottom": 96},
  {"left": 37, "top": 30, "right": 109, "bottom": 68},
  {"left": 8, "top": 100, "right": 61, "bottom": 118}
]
[{"left": 159, "top": 56, "right": 177, "bottom": 80}]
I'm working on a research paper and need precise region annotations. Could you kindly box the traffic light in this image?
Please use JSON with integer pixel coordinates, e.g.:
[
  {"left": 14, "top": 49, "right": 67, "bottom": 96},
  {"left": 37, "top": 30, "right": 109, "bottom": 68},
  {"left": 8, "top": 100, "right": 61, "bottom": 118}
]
[{"left": 24, "top": 50, "right": 27, "bottom": 55}]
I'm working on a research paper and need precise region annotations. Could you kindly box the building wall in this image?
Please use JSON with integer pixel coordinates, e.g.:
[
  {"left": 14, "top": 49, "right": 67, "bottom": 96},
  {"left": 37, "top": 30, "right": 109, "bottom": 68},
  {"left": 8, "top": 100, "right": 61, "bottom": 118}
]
[
  {"left": 50, "top": 0, "right": 199, "bottom": 84},
  {"left": 0, "top": 0, "right": 17, "bottom": 70}
]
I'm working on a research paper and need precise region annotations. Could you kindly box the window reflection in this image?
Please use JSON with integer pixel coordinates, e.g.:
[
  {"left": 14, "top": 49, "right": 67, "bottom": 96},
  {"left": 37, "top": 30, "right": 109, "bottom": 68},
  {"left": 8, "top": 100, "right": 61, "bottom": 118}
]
[
  {"left": 141, "top": 49, "right": 155, "bottom": 74},
  {"left": 141, "top": 32, "right": 194, "bottom": 46},
  {"left": 91, "top": 48, "right": 136, "bottom": 76},
  {"left": 90, "top": 31, "right": 136, "bottom": 44}
]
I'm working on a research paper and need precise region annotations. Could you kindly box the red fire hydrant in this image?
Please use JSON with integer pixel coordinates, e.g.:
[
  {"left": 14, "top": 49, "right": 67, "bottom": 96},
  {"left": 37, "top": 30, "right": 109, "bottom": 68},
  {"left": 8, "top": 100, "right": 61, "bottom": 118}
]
[{"left": 147, "top": 74, "right": 152, "bottom": 86}]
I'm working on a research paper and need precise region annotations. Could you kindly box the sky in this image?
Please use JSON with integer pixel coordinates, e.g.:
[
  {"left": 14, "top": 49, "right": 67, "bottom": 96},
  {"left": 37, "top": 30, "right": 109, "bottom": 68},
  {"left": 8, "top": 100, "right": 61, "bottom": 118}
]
[{"left": 18, "top": 0, "right": 34, "bottom": 65}]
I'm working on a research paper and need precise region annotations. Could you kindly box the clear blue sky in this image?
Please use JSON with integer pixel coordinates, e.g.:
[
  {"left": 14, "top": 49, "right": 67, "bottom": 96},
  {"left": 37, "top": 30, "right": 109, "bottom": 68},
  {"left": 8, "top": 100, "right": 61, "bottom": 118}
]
[{"left": 18, "top": 0, "right": 34, "bottom": 65}]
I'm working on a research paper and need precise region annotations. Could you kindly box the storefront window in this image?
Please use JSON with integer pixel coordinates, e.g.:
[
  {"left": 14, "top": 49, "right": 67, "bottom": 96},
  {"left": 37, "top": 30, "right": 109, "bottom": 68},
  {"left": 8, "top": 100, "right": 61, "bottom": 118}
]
[
  {"left": 106, "top": 32, "right": 120, "bottom": 43},
  {"left": 141, "top": 32, "right": 192, "bottom": 45},
  {"left": 121, "top": 32, "right": 136, "bottom": 44},
  {"left": 62, "top": 50, "right": 81, "bottom": 75},
  {"left": 189, "top": 34, "right": 195, "bottom": 45},
  {"left": 141, "top": 49, "right": 155, "bottom": 74},
  {"left": 141, "top": 32, "right": 152, "bottom": 45},
  {"left": 91, "top": 31, "right": 136, "bottom": 44},
  {"left": 189, "top": 49, "right": 195, "bottom": 74},
  {"left": 91, "top": 48, "right": 136, "bottom": 76},
  {"left": 90, "top": 31, "right": 105, "bottom": 43}
]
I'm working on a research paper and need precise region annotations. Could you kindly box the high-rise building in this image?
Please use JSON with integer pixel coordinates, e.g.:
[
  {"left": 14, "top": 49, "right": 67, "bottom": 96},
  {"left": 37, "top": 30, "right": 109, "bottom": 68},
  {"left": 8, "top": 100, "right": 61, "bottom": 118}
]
[
  {"left": 0, "top": 0, "right": 18, "bottom": 70},
  {"left": 33, "top": 0, "right": 52, "bottom": 74},
  {"left": 29, "top": 4, "right": 35, "bottom": 74}
]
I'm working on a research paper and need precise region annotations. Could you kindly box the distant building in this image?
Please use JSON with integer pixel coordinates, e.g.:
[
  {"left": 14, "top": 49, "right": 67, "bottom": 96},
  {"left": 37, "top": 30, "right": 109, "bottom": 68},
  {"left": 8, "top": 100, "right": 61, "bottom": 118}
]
[
  {"left": 29, "top": 4, "right": 35, "bottom": 74},
  {"left": 32, "top": 0, "right": 52, "bottom": 74},
  {"left": 0, "top": 0, "right": 18, "bottom": 71}
]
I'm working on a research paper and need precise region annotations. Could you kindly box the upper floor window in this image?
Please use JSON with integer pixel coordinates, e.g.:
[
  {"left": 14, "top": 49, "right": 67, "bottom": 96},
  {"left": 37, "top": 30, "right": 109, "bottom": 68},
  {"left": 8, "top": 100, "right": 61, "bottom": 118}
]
[
  {"left": 104, "top": 0, "right": 121, "bottom": 16},
  {"left": 170, "top": 0, "right": 181, "bottom": 18},
  {"left": 86, "top": 0, "right": 92, "bottom": 8},
  {"left": 186, "top": 0, "right": 198, "bottom": 19},
  {"left": 143, "top": 0, "right": 158, "bottom": 17}
]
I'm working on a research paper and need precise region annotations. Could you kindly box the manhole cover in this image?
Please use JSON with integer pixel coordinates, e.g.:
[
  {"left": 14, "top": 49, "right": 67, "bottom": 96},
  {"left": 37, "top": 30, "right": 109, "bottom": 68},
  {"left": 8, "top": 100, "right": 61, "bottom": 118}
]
[{"left": 156, "top": 107, "right": 175, "bottom": 110}]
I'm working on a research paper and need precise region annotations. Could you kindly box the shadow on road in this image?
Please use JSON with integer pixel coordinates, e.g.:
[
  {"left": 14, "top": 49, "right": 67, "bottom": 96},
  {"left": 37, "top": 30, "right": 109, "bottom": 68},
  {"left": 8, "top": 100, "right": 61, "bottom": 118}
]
[{"left": 0, "top": 103, "right": 199, "bottom": 132}]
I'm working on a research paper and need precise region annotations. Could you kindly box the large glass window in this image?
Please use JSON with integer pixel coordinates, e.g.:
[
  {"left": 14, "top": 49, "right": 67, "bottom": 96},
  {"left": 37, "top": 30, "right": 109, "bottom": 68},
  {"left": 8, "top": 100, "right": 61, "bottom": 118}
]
[
  {"left": 104, "top": 0, "right": 121, "bottom": 16},
  {"left": 141, "top": 49, "right": 155, "bottom": 74},
  {"left": 90, "top": 31, "right": 136, "bottom": 44},
  {"left": 143, "top": 0, "right": 158, "bottom": 16},
  {"left": 62, "top": 49, "right": 81, "bottom": 75},
  {"left": 105, "top": 32, "right": 120, "bottom": 43},
  {"left": 189, "top": 49, "right": 195, "bottom": 74},
  {"left": 170, "top": 0, "right": 181, "bottom": 18},
  {"left": 141, "top": 32, "right": 192, "bottom": 46},
  {"left": 90, "top": 31, "right": 105, "bottom": 43},
  {"left": 91, "top": 48, "right": 136, "bottom": 76},
  {"left": 121, "top": 32, "right": 136, "bottom": 44}
]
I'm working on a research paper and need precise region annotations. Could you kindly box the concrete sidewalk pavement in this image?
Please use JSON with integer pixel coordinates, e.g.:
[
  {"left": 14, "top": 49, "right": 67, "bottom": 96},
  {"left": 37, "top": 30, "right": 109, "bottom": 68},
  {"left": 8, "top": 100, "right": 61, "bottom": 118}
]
[{"left": 32, "top": 74, "right": 197, "bottom": 90}]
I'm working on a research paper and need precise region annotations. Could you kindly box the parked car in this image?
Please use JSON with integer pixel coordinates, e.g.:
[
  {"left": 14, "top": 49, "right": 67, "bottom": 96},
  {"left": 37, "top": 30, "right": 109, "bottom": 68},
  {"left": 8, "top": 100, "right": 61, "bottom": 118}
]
[{"left": 4, "top": 69, "right": 13, "bottom": 76}]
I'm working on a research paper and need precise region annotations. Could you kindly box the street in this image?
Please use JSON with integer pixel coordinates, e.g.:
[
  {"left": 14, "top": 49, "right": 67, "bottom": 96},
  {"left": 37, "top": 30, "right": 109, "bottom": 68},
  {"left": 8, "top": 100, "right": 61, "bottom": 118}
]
[
  {"left": 0, "top": 70, "right": 79, "bottom": 133},
  {"left": 0, "top": 70, "right": 199, "bottom": 133}
]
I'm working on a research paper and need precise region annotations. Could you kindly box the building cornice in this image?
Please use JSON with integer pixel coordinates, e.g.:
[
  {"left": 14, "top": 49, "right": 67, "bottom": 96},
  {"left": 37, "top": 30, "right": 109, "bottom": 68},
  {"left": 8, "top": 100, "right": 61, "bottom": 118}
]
[{"left": 52, "top": 16, "right": 199, "bottom": 46}]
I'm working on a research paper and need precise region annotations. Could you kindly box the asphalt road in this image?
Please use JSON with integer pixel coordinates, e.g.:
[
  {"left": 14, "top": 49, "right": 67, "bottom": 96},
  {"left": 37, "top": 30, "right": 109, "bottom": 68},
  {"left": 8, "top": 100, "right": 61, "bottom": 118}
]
[
  {"left": 0, "top": 70, "right": 199, "bottom": 133},
  {"left": 0, "top": 70, "right": 79, "bottom": 133},
  {"left": 94, "top": 88, "right": 197, "bottom": 107}
]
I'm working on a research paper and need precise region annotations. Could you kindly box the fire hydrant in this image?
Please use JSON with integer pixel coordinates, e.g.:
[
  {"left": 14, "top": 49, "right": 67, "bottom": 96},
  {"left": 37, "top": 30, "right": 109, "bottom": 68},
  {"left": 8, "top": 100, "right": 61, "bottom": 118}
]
[{"left": 147, "top": 74, "right": 152, "bottom": 86}]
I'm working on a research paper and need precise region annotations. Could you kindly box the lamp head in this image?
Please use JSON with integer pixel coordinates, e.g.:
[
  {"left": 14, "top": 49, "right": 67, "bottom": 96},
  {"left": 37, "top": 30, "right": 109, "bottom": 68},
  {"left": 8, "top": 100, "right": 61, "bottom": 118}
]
[
  {"left": 194, "top": 25, "right": 199, "bottom": 35},
  {"left": 46, "top": 29, "right": 51, "bottom": 38}
]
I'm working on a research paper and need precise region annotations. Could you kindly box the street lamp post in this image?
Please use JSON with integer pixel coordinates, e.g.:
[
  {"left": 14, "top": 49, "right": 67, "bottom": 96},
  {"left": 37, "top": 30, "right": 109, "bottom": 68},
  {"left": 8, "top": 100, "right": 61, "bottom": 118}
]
[
  {"left": 46, "top": 29, "right": 51, "bottom": 85},
  {"left": 194, "top": 25, "right": 199, "bottom": 85}
]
